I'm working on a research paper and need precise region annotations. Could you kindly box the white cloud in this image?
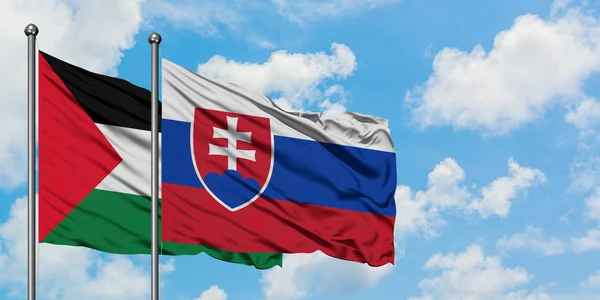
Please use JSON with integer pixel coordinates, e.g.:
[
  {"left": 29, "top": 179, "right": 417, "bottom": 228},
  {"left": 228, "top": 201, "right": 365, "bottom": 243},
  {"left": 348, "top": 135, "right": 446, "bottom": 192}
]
[
  {"left": 468, "top": 157, "right": 546, "bottom": 218},
  {"left": 0, "top": 196, "right": 173, "bottom": 299},
  {"left": 585, "top": 188, "right": 600, "bottom": 222},
  {"left": 503, "top": 290, "right": 553, "bottom": 300},
  {"left": 569, "top": 156, "right": 600, "bottom": 192},
  {"left": 394, "top": 185, "right": 442, "bottom": 238},
  {"left": 571, "top": 228, "right": 600, "bottom": 253},
  {"left": 565, "top": 98, "right": 600, "bottom": 131},
  {"left": 0, "top": 0, "right": 145, "bottom": 188},
  {"left": 66, "top": 257, "right": 149, "bottom": 299},
  {"left": 582, "top": 270, "right": 600, "bottom": 289},
  {"left": 144, "top": 0, "right": 244, "bottom": 37},
  {"left": 409, "top": 244, "right": 551, "bottom": 300},
  {"left": 394, "top": 158, "right": 469, "bottom": 237},
  {"left": 496, "top": 225, "right": 567, "bottom": 256},
  {"left": 550, "top": 0, "right": 574, "bottom": 17},
  {"left": 271, "top": 0, "right": 401, "bottom": 24},
  {"left": 247, "top": 35, "right": 278, "bottom": 49},
  {"left": 160, "top": 258, "right": 175, "bottom": 273},
  {"left": 406, "top": 4, "right": 600, "bottom": 135},
  {"left": 260, "top": 251, "right": 394, "bottom": 300},
  {"left": 316, "top": 85, "right": 348, "bottom": 115},
  {"left": 570, "top": 187, "right": 600, "bottom": 253},
  {"left": 395, "top": 157, "right": 545, "bottom": 237},
  {"left": 194, "top": 285, "right": 228, "bottom": 300},
  {"left": 422, "top": 157, "right": 471, "bottom": 208},
  {"left": 197, "top": 43, "right": 357, "bottom": 112}
]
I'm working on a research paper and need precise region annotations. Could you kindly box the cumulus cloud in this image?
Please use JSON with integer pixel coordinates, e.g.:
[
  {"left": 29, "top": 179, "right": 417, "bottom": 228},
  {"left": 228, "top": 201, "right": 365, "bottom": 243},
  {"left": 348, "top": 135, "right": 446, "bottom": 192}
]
[
  {"left": 194, "top": 285, "right": 228, "bottom": 300},
  {"left": 395, "top": 157, "right": 545, "bottom": 238},
  {"left": 565, "top": 98, "right": 600, "bottom": 132},
  {"left": 569, "top": 156, "right": 600, "bottom": 192},
  {"left": 496, "top": 226, "right": 567, "bottom": 256},
  {"left": 408, "top": 244, "right": 551, "bottom": 300},
  {"left": 0, "top": 0, "right": 145, "bottom": 188},
  {"left": 570, "top": 186, "right": 600, "bottom": 253},
  {"left": 394, "top": 158, "right": 469, "bottom": 237},
  {"left": 197, "top": 43, "right": 357, "bottom": 113},
  {"left": 0, "top": 196, "right": 174, "bottom": 299},
  {"left": 494, "top": 188, "right": 600, "bottom": 255},
  {"left": 571, "top": 228, "right": 600, "bottom": 253},
  {"left": 581, "top": 270, "right": 600, "bottom": 289},
  {"left": 468, "top": 158, "right": 546, "bottom": 218},
  {"left": 406, "top": 3, "right": 600, "bottom": 135},
  {"left": 584, "top": 188, "right": 600, "bottom": 222},
  {"left": 260, "top": 251, "right": 394, "bottom": 300}
]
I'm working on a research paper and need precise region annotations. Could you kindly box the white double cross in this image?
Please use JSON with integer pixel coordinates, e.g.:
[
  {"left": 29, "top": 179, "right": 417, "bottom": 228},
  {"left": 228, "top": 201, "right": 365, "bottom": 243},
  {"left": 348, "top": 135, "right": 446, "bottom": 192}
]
[{"left": 208, "top": 116, "right": 256, "bottom": 171}]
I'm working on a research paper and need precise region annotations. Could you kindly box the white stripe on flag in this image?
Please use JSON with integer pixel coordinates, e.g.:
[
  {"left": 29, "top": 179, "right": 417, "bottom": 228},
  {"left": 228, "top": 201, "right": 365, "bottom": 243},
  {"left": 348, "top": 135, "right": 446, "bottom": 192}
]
[
  {"left": 161, "top": 58, "right": 395, "bottom": 153},
  {"left": 95, "top": 124, "right": 161, "bottom": 197}
]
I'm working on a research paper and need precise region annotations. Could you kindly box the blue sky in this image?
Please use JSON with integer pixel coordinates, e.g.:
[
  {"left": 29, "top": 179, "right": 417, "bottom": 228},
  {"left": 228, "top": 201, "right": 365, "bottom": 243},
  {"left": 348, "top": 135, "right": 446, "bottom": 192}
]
[{"left": 1, "top": 0, "right": 600, "bottom": 299}]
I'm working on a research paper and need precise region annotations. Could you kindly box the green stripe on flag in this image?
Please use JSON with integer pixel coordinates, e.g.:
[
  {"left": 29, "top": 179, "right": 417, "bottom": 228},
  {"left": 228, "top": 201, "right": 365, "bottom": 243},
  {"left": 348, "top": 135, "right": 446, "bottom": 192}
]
[{"left": 42, "top": 189, "right": 282, "bottom": 269}]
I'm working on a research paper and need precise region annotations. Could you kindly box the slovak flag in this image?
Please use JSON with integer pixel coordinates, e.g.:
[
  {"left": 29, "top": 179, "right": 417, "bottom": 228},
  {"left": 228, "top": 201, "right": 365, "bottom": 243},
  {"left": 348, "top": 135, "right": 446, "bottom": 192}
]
[{"left": 160, "top": 58, "right": 397, "bottom": 267}]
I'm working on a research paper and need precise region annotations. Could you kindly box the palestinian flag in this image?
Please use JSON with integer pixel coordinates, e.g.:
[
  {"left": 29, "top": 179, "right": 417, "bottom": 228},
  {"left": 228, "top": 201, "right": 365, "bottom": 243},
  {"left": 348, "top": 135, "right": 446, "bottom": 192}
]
[{"left": 38, "top": 50, "right": 282, "bottom": 269}]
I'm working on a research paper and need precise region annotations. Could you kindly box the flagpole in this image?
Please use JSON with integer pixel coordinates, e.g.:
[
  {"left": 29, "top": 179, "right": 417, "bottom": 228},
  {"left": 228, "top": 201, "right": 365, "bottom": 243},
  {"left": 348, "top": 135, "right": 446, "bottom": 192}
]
[
  {"left": 148, "top": 32, "right": 162, "bottom": 300},
  {"left": 24, "top": 23, "right": 39, "bottom": 300}
]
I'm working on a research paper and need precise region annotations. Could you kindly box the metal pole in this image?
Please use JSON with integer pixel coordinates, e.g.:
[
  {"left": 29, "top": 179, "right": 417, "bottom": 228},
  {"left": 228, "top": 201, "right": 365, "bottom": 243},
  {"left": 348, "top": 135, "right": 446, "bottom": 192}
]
[
  {"left": 148, "top": 32, "right": 161, "bottom": 300},
  {"left": 24, "top": 23, "right": 39, "bottom": 300}
]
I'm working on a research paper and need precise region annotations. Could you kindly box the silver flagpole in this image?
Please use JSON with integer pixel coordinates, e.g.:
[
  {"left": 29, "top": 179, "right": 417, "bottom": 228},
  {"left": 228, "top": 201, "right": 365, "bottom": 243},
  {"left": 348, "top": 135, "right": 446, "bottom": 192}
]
[
  {"left": 148, "top": 32, "right": 162, "bottom": 300},
  {"left": 24, "top": 23, "right": 38, "bottom": 300}
]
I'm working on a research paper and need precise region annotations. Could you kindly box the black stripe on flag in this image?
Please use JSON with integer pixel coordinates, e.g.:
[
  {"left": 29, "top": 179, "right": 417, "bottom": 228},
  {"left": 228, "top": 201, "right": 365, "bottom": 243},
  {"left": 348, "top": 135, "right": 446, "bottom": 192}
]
[{"left": 40, "top": 51, "right": 161, "bottom": 132}]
